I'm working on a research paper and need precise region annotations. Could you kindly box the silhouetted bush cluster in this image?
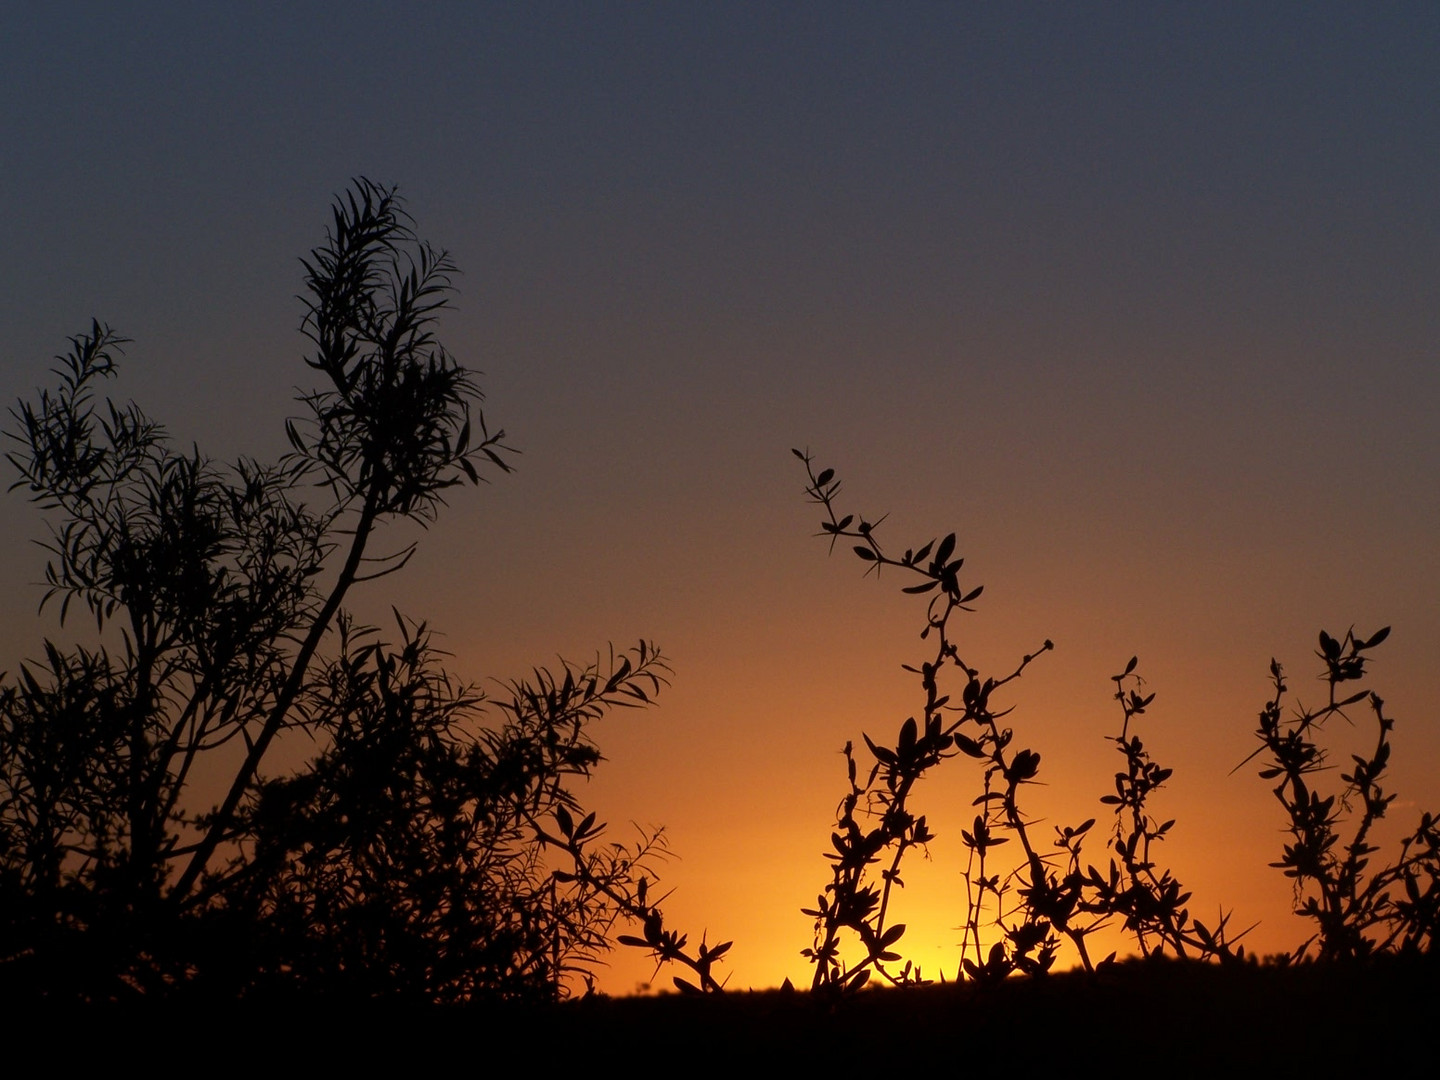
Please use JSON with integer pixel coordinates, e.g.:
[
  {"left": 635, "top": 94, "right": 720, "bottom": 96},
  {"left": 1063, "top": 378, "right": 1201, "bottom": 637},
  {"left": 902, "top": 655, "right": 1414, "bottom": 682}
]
[
  {"left": 0, "top": 182, "right": 714, "bottom": 1002},
  {"left": 793, "top": 450, "right": 1439, "bottom": 990}
]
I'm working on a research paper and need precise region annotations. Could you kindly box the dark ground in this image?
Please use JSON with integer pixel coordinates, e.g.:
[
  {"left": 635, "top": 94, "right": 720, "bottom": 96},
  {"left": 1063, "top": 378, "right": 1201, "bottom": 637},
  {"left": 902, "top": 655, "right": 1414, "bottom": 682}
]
[
  {"left": 19, "top": 954, "right": 1437, "bottom": 1070},
  {"left": 478, "top": 954, "right": 1439, "bottom": 1070}
]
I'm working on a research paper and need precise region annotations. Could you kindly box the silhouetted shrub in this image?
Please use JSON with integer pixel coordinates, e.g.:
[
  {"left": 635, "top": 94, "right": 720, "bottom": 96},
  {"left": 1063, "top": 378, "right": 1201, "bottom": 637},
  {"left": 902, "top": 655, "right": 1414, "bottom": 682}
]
[
  {"left": 794, "top": 449, "right": 1246, "bottom": 988},
  {"left": 0, "top": 180, "right": 719, "bottom": 1001},
  {"left": 1245, "top": 627, "right": 1440, "bottom": 960}
]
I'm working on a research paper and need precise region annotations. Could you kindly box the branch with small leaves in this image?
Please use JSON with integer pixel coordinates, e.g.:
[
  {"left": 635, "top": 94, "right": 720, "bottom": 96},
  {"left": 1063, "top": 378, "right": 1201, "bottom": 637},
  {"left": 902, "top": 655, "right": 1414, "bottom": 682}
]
[
  {"left": 540, "top": 807, "right": 729, "bottom": 995},
  {"left": 794, "top": 450, "right": 1072, "bottom": 988},
  {"left": 1245, "top": 627, "right": 1439, "bottom": 960},
  {"left": 1092, "top": 658, "right": 1245, "bottom": 962}
]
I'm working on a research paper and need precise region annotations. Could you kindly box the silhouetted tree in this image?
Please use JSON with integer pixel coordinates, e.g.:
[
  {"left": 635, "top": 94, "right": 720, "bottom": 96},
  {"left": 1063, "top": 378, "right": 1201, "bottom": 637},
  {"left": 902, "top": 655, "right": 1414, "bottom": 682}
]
[{"left": 0, "top": 180, "right": 712, "bottom": 1001}]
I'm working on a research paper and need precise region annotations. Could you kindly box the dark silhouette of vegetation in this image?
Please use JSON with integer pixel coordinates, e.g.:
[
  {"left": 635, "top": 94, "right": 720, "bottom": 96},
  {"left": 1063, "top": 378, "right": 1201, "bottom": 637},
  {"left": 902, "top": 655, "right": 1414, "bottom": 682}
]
[
  {"left": 0, "top": 180, "right": 724, "bottom": 1002},
  {"left": 538, "top": 802, "right": 731, "bottom": 995},
  {"left": 793, "top": 447, "right": 1066, "bottom": 991},
  {"left": 0, "top": 176, "right": 1431, "bottom": 1007},
  {"left": 1244, "top": 627, "right": 1440, "bottom": 960},
  {"left": 791, "top": 449, "right": 1440, "bottom": 987},
  {"left": 1093, "top": 661, "right": 1242, "bottom": 960}
]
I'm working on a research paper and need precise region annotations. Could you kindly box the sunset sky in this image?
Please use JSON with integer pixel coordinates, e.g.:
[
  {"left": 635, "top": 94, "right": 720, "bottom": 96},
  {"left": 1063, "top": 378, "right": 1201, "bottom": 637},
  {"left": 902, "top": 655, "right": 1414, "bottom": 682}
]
[{"left": 3, "top": 4, "right": 1438, "bottom": 993}]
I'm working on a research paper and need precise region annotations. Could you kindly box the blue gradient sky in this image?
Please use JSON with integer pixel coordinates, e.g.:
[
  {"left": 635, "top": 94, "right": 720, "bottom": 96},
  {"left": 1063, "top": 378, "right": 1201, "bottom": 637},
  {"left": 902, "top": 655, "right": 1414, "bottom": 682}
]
[{"left": 4, "top": 3, "right": 1438, "bottom": 990}]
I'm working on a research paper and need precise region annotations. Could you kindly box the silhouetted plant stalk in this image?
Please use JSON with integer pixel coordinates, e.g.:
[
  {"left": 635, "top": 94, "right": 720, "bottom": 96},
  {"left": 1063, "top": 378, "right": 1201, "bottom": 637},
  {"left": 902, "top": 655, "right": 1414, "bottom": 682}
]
[
  {"left": 1246, "top": 627, "right": 1440, "bottom": 960},
  {"left": 176, "top": 180, "right": 511, "bottom": 901},
  {"left": 795, "top": 449, "right": 1083, "bottom": 989},
  {"left": 796, "top": 450, "right": 1243, "bottom": 989},
  {"left": 538, "top": 810, "right": 730, "bottom": 995},
  {"left": 1095, "top": 660, "right": 1243, "bottom": 961}
]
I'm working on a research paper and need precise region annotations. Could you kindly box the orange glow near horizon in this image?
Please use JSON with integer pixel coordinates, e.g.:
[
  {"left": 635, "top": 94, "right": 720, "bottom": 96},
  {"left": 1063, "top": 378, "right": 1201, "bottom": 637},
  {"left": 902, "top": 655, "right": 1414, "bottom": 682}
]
[
  {"left": 417, "top": 461, "right": 1440, "bottom": 995},
  {"left": 573, "top": 605, "right": 1439, "bottom": 995}
]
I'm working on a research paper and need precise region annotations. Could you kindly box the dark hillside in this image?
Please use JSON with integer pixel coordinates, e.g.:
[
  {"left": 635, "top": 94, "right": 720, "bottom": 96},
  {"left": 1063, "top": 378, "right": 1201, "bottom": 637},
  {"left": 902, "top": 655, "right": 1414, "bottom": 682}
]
[{"left": 504, "top": 955, "right": 1437, "bottom": 1069}]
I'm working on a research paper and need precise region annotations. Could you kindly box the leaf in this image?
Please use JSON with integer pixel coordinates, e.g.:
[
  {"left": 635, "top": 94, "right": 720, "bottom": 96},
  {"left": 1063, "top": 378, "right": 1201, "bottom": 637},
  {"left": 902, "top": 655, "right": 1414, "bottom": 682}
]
[
  {"left": 955, "top": 734, "right": 984, "bottom": 759},
  {"left": 853, "top": 545, "right": 877, "bottom": 560},
  {"left": 935, "top": 533, "right": 956, "bottom": 565},
  {"left": 863, "top": 732, "right": 896, "bottom": 766}
]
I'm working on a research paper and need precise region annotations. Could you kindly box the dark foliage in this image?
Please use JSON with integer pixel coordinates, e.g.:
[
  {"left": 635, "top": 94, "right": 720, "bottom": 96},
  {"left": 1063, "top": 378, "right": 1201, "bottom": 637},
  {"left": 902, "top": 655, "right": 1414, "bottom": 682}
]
[
  {"left": 794, "top": 449, "right": 1260, "bottom": 988},
  {"left": 1245, "top": 627, "right": 1440, "bottom": 960},
  {"left": 0, "top": 180, "right": 722, "bottom": 1001},
  {"left": 2, "top": 182, "right": 1430, "bottom": 1004}
]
